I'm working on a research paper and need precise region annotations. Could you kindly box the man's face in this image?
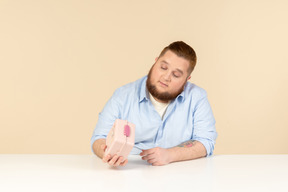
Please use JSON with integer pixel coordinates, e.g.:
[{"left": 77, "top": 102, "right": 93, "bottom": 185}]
[{"left": 146, "top": 50, "right": 191, "bottom": 103}]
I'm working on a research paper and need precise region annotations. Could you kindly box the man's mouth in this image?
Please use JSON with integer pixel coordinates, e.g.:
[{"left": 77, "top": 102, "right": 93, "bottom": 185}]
[{"left": 159, "top": 81, "right": 168, "bottom": 87}]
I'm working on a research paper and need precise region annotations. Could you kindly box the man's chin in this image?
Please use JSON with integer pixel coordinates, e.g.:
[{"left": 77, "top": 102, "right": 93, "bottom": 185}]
[
  {"left": 146, "top": 76, "right": 182, "bottom": 102},
  {"left": 151, "top": 91, "right": 177, "bottom": 102}
]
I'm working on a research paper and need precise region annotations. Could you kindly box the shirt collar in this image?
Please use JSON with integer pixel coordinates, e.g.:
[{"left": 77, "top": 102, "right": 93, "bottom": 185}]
[
  {"left": 138, "top": 76, "right": 187, "bottom": 103},
  {"left": 139, "top": 76, "right": 149, "bottom": 103},
  {"left": 177, "top": 89, "right": 185, "bottom": 102}
]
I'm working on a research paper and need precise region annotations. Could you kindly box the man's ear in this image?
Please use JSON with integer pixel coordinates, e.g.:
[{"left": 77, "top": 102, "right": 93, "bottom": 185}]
[
  {"left": 187, "top": 76, "right": 191, "bottom": 81},
  {"left": 155, "top": 57, "right": 158, "bottom": 62}
]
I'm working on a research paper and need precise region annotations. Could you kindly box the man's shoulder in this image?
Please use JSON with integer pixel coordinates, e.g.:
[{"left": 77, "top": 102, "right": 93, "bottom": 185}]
[
  {"left": 113, "top": 76, "right": 146, "bottom": 97},
  {"left": 184, "top": 82, "right": 207, "bottom": 99}
]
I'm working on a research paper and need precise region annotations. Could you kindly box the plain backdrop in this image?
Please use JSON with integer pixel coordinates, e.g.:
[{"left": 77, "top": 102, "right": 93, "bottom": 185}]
[{"left": 1, "top": 0, "right": 287, "bottom": 154}]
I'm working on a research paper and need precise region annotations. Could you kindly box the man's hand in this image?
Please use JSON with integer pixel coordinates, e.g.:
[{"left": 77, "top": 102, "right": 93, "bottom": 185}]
[
  {"left": 140, "top": 147, "right": 172, "bottom": 166},
  {"left": 100, "top": 144, "right": 128, "bottom": 167}
]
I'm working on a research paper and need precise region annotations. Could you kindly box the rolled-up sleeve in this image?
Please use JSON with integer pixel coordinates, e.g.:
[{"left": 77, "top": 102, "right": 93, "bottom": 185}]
[
  {"left": 192, "top": 91, "right": 217, "bottom": 156},
  {"left": 90, "top": 90, "right": 121, "bottom": 151}
]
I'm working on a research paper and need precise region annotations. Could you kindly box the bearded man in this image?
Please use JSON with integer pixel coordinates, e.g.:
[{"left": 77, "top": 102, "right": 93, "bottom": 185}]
[{"left": 91, "top": 41, "right": 217, "bottom": 166}]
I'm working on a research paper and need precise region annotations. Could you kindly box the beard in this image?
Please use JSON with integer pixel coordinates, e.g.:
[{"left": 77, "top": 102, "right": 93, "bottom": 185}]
[{"left": 146, "top": 65, "right": 186, "bottom": 103}]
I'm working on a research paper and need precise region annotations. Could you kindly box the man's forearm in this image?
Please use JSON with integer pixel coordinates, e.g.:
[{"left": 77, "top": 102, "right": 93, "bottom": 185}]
[
  {"left": 92, "top": 139, "right": 106, "bottom": 159},
  {"left": 168, "top": 140, "right": 207, "bottom": 163}
]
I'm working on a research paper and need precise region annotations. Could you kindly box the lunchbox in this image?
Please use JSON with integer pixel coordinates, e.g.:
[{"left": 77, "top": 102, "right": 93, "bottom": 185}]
[{"left": 104, "top": 119, "right": 135, "bottom": 159}]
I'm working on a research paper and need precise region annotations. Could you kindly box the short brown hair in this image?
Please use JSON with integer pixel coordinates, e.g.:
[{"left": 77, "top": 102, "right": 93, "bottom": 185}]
[{"left": 159, "top": 41, "right": 197, "bottom": 74}]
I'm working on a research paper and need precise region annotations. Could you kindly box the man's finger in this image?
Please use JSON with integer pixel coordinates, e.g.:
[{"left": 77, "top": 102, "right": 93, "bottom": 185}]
[
  {"left": 140, "top": 149, "right": 149, "bottom": 156},
  {"left": 102, "top": 154, "right": 111, "bottom": 163},
  {"left": 120, "top": 159, "right": 128, "bottom": 166},
  {"left": 148, "top": 158, "right": 157, "bottom": 164},
  {"left": 114, "top": 156, "right": 124, "bottom": 167},
  {"left": 152, "top": 162, "right": 162, "bottom": 166},
  {"left": 108, "top": 155, "right": 119, "bottom": 166},
  {"left": 142, "top": 153, "right": 155, "bottom": 161},
  {"left": 140, "top": 149, "right": 154, "bottom": 156}
]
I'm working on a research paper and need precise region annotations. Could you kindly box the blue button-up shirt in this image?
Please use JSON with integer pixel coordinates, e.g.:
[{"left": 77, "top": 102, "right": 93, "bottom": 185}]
[{"left": 91, "top": 76, "right": 217, "bottom": 156}]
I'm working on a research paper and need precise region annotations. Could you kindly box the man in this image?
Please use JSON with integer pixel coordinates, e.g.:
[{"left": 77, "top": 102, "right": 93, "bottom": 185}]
[{"left": 91, "top": 41, "right": 217, "bottom": 166}]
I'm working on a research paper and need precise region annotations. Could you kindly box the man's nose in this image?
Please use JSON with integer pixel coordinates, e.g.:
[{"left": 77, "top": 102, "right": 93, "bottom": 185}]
[{"left": 163, "top": 71, "right": 171, "bottom": 82}]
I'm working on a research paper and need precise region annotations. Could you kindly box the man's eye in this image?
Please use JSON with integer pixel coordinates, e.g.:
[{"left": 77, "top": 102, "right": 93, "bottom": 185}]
[
  {"left": 173, "top": 73, "right": 180, "bottom": 78},
  {"left": 161, "top": 67, "right": 167, "bottom": 70}
]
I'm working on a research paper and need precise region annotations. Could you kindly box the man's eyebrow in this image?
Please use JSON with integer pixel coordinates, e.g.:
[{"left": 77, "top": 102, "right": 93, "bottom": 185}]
[
  {"left": 161, "top": 60, "right": 169, "bottom": 64},
  {"left": 175, "top": 69, "right": 183, "bottom": 75}
]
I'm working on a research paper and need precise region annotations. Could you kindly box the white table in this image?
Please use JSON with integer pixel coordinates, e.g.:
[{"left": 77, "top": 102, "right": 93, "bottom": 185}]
[{"left": 0, "top": 154, "right": 287, "bottom": 192}]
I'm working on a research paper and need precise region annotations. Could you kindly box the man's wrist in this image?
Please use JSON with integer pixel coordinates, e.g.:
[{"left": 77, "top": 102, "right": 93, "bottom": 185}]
[{"left": 167, "top": 147, "right": 177, "bottom": 163}]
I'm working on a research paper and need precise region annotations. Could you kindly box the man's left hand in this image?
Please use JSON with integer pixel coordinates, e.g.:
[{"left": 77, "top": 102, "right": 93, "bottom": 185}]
[{"left": 140, "top": 147, "right": 172, "bottom": 166}]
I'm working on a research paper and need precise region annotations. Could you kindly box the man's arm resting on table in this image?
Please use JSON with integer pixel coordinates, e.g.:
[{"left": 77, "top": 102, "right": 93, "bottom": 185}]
[
  {"left": 170, "top": 140, "right": 207, "bottom": 162},
  {"left": 92, "top": 139, "right": 128, "bottom": 166},
  {"left": 140, "top": 140, "right": 207, "bottom": 166}
]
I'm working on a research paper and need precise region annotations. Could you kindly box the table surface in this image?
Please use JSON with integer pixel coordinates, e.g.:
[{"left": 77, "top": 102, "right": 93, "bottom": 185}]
[{"left": 0, "top": 154, "right": 287, "bottom": 192}]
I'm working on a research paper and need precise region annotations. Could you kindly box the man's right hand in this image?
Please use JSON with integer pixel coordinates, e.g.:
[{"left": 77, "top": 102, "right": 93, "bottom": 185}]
[{"left": 99, "top": 143, "right": 128, "bottom": 167}]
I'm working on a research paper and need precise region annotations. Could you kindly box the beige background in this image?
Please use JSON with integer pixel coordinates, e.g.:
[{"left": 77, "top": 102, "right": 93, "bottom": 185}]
[{"left": 0, "top": 0, "right": 287, "bottom": 154}]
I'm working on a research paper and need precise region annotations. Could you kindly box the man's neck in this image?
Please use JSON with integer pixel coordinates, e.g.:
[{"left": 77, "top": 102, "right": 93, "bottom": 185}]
[{"left": 149, "top": 93, "right": 170, "bottom": 105}]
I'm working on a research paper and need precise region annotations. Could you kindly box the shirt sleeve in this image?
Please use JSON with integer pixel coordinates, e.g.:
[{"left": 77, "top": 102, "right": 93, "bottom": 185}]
[
  {"left": 192, "top": 90, "right": 217, "bottom": 156},
  {"left": 90, "top": 90, "right": 122, "bottom": 152}
]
